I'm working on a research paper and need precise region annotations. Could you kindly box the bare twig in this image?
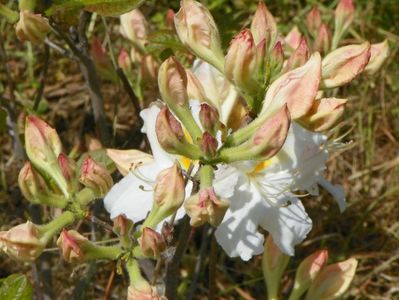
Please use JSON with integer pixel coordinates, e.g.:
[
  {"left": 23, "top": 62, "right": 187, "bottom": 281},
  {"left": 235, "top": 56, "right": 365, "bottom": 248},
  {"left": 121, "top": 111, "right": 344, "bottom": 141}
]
[
  {"left": 208, "top": 233, "right": 217, "bottom": 300},
  {"left": 50, "top": 13, "right": 111, "bottom": 146},
  {"left": 33, "top": 44, "right": 50, "bottom": 111}
]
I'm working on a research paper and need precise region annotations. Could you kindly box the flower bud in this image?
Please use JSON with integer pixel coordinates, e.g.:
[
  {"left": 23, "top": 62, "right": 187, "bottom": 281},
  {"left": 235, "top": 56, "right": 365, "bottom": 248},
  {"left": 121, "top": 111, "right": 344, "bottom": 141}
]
[
  {"left": 285, "top": 26, "right": 302, "bottom": 50},
  {"left": 15, "top": 10, "right": 51, "bottom": 44},
  {"left": 0, "top": 221, "right": 44, "bottom": 262},
  {"left": 306, "top": 7, "right": 322, "bottom": 36},
  {"left": 141, "top": 55, "right": 159, "bottom": 84},
  {"left": 57, "top": 229, "right": 88, "bottom": 263},
  {"left": 25, "top": 116, "right": 69, "bottom": 197},
  {"left": 186, "top": 69, "right": 208, "bottom": 103},
  {"left": 143, "top": 163, "right": 186, "bottom": 228},
  {"left": 120, "top": 9, "right": 148, "bottom": 48},
  {"left": 174, "top": 0, "right": 224, "bottom": 71},
  {"left": 200, "top": 132, "right": 218, "bottom": 158},
  {"left": 225, "top": 29, "right": 259, "bottom": 95},
  {"left": 79, "top": 155, "right": 113, "bottom": 197},
  {"left": 58, "top": 153, "right": 78, "bottom": 192},
  {"left": 155, "top": 106, "right": 185, "bottom": 154},
  {"left": 250, "top": 1, "right": 277, "bottom": 47},
  {"left": 306, "top": 258, "right": 358, "bottom": 300},
  {"left": 158, "top": 57, "right": 188, "bottom": 108},
  {"left": 118, "top": 48, "right": 132, "bottom": 71},
  {"left": 127, "top": 284, "right": 164, "bottom": 300},
  {"left": 334, "top": 0, "right": 354, "bottom": 37},
  {"left": 90, "top": 38, "right": 116, "bottom": 81},
  {"left": 166, "top": 9, "right": 175, "bottom": 28},
  {"left": 364, "top": 40, "right": 390, "bottom": 75},
  {"left": 106, "top": 148, "right": 154, "bottom": 176},
  {"left": 113, "top": 214, "right": 134, "bottom": 237},
  {"left": 139, "top": 227, "right": 166, "bottom": 259},
  {"left": 291, "top": 250, "right": 329, "bottom": 299},
  {"left": 314, "top": 24, "right": 331, "bottom": 54},
  {"left": 300, "top": 98, "right": 347, "bottom": 132},
  {"left": 199, "top": 103, "right": 221, "bottom": 135},
  {"left": 322, "top": 42, "right": 371, "bottom": 88},
  {"left": 18, "top": 161, "right": 49, "bottom": 204},
  {"left": 261, "top": 53, "right": 321, "bottom": 119},
  {"left": 268, "top": 41, "right": 284, "bottom": 78},
  {"left": 250, "top": 105, "right": 290, "bottom": 159},
  {"left": 284, "top": 38, "right": 310, "bottom": 71},
  {"left": 262, "top": 235, "right": 290, "bottom": 299},
  {"left": 184, "top": 187, "right": 229, "bottom": 227}
]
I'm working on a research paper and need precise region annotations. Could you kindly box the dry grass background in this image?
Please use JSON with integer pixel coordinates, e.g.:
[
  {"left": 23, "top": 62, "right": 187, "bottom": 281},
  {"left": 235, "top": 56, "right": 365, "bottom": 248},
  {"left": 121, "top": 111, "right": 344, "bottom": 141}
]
[{"left": 0, "top": 0, "right": 398, "bottom": 299}]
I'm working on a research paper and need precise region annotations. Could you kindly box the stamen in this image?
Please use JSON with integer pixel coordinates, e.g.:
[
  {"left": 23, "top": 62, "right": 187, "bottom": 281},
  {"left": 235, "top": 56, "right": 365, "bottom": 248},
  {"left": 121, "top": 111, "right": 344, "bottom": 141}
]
[{"left": 129, "top": 163, "right": 156, "bottom": 185}]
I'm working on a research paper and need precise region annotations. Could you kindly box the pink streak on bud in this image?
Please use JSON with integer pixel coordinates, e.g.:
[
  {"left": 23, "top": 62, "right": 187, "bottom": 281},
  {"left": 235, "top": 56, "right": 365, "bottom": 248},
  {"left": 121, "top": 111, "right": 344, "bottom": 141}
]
[
  {"left": 155, "top": 106, "right": 185, "bottom": 154},
  {"left": 314, "top": 24, "right": 331, "bottom": 54},
  {"left": 306, "top": 7, "right": 322, "bottom": 35},
  {"left": 250, "top": 1, "right": 277, "bottom": 46},
  {"left": 284, "top": 37, "right": 310, "bottom": 71},
  {"left": 200, "top": 132, "right": 218, "bottom": 157},
  {"left": 140, "top": 227, "right": 166, "bottom": 259},
  {"left": 118, "top": 48, "right": 131, "bottom": 70},
  {"left": 285, "top": 26, "right": 302, "bottom": 50}
]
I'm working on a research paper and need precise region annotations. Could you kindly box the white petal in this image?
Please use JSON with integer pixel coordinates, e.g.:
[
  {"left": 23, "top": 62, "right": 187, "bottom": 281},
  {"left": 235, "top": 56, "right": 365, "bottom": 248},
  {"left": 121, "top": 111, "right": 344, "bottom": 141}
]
[
  {"left": 140, "top": 102, "right": 175, "bottom": 167},
  {"left": 317, "top": 176, "right": 347, "bottom": 212},
  {"left": 213, "top": 165, "right": 240, "bottom": 198},
  {"left": 258, "top": 197, "right": 312, "bottom": 256},
  {"left": 215, "top": 181, "right": 265, "bottom": 261},
  {"left": 104, "top": 162, "right": 161, "bottom": 222}
]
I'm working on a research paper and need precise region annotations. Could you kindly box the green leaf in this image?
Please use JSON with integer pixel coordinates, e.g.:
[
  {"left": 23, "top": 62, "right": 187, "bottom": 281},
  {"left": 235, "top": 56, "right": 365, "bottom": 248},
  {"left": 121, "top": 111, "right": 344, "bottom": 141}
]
[
  {"left": 47, "top": 0, "right": 144, "bottom": 17},
  {"left": 0, "top": 274, "right": 33, "bottom": 300}
]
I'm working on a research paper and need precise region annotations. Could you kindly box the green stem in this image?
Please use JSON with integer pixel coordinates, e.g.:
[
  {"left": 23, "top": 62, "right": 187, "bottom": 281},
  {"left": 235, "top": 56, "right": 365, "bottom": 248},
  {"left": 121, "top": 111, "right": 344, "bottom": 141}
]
[
  {"left": 199, "top": 165, "right": 214, "bottom": 189},
  {"left": 218, "top": 142, "right": 256, "bottom": 163},
  {"left": 0, "top": 4, "right": 19, "bottom": 23},
  {"left": 19, "top": 0, "right": 36, "bottom": 11},
  {"left": 85, "top": 245, "right": 121, "bottom": 260},
  {"left": 176, "top": 142, "right": 203, "bottom": 160},
  {"left": 126, "top": 258, "right": 150, "bottom": 290},
  {"left": 40, "top": 211, "right": 75, "bottom": 244},
  {"left": 174, "top": 106, "right": 203, "bottom": 143},
  {"left": 287, "top": 286, "right": 304, "bottom": 300}
]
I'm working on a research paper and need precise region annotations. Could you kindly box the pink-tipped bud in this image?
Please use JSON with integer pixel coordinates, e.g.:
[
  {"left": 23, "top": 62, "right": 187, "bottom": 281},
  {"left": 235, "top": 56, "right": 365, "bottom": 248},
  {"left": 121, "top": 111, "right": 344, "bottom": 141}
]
[
  {"left": 251, "top": 105, "right": 291, "bottom": 159},
  {"left": 118, "top": 48, "right": 132, "bottom": 71},
  {"left": 291, "top": 250, "right": 329, "bottom": 298},
  {"left": 334, "top": 0, "right": 355, "bottom": 36},
  {"left": 90, "top": 38, "right": 116, "bottom": 81},
  {"left": 200, "top": 132, "right": 218, "bottom": 158},
  {"left": 153, "top": 163, "right": 185, "bottom": 216},
  {"left": 113, "top": 214, "right": 133, "bottom": 237},
  {"left": 106, "top": 148, "right": 153, "bottom": 176},
  {"left": 199, "top": 103, "right": 220, "bottom": 135},
  {"left": 285, "top": 26, "right": 302, "bottom": 50},
  {"left": 127, "top": 284, "right": 164, "bottom": 300},
  {"left": 314, "top": 24, "right": 331, "bottom": 54},
  {"left": 141, "top": 55, "right": 159, "bottom": 84},
  {"left": 225, "top": 29, "right": 259, "bottom": 95},
  {"left": 250, "top": 1, "right": 277, "bottom": 46},
  {"left": 186, "top": 69, "right": 208, "bottom": 103},
  {"left": 166, "top": 9, "right": 175, "bottom": 28},
  {"left": 306, "top": 7, "right": 322, "bottom": 36},
  {"left": 364, "top": 40, "right": 390, "bottom": 75},
  {"left": 58, "top": 153, "right": 77, "bottom": 191},
  {"left": 155, "top": 106, "right": 185, "bottom": 154},
  {"left": 262, "top": 235, "right": 290, "bottom": 299},
  {"left": 269, "top": 41, "right": 284, "bottom": 76},
  {"left": 79, "top": 156, "right": 113, "bottom": 197},
  {"left": 261, "top": 53, "right": 321, "bottom": 119},
  {"left": 300, "top": 98, "right": 347, "bottom": 132},
  {"left": 158, "top": 57, "right": 188, "bottom": 108},
  {"left": 174, "top": 0, "right": 224, "bottom": 71},
  {"left": 322, "top": 42, "right": 371, "bottom": 88},
  {"left": 306, "top": 258, "right": 358, "bottom": 300},
  {"left": 18, "top": 161, "right": 49, "bottom": 204},
  {"left": 139, "top": 228, "right": 166, "bottom": 259},
  {"left": 0, "top": 221, "right": 44, "bottom": 262},
  {"left": 15, "top": 10, "right": 51, "bottom": 44},
  {"left": 184, "top": 187, "right": 229, "bottom": 227},
  {"left": 57, "top": 229, "right": 88, "bottom": 263},
  {"left": 120, "top": 9, "right": 148, "bottom": 48},
  {"left": 25, "top": 116, "right": 69, "bottom": 196},
  {"left": 284, "top": 37, "right": 310, "bottom": 71}
]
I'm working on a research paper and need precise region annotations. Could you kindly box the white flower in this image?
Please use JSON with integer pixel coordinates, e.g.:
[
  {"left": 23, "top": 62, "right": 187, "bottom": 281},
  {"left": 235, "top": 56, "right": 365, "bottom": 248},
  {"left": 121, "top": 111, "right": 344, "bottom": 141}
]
[{"left": 214, "top": 123, "right": 346, "bottom": 260}]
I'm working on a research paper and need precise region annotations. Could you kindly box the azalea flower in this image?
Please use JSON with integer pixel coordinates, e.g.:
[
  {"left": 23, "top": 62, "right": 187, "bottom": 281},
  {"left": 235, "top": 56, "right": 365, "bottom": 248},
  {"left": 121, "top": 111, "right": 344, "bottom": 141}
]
[{"left": 104, "top": 61, "right": 346, "bottom": 261}]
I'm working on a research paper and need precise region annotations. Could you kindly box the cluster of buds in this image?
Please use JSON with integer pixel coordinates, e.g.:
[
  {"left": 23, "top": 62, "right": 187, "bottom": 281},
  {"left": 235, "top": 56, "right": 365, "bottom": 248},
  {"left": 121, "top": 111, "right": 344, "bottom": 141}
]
[
  {"left": 21, "top": 116, "right": 113, "bottom": 205},
  {"left": 262, "top": 236, "right": 358, "bottom": 300},
  {"left": 118, "top": 8, "right": 159, "bottom": 87}
]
